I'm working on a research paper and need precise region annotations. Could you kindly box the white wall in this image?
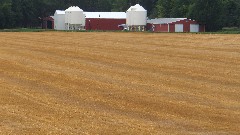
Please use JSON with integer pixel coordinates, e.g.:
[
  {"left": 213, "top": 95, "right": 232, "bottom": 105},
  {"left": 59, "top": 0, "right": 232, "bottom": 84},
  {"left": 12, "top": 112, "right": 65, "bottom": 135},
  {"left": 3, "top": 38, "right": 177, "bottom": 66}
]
[
  {"left": 54, "top": 13, "right": 65, "bottom": 30},
  {"left": 130, "top": 11, "right": 147, "bottom": 26}
]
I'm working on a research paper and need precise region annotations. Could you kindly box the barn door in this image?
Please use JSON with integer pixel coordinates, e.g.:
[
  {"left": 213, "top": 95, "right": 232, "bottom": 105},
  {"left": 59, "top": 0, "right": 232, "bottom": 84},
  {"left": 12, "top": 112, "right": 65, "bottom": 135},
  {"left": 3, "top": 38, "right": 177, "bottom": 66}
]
[
  {"left": 175, "top": 24, "right": 183, "bottom": 32},
  {"left": 190, "top": 24, "right": 199, "bottom": 32},
  {"left": 47, "top": 21, "right": 53, "bottom": 29}
]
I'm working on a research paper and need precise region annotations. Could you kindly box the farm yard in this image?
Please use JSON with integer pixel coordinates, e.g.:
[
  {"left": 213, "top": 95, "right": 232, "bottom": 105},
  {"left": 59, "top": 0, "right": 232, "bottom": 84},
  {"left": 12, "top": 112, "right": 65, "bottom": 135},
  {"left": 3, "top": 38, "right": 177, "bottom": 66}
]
[{"left": 0, "top": 32, "right": 240, "bottom": 134}]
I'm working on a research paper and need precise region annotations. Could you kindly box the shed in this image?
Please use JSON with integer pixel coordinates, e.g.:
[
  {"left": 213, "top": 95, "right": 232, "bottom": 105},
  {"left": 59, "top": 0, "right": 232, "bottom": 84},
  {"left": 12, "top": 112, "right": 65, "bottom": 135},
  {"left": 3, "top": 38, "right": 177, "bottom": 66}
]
[
  {"left": 42, "top": 16, "right": 54, "bottom": 29},
  {"left": 54, "top": 10, "right": 65, "bottom": 30},
  {"left": 147, "top": 18, "right": 205, "bottom": 32},
  {"left": 84, "top": 12, "right": 126, "bottom": 31}
]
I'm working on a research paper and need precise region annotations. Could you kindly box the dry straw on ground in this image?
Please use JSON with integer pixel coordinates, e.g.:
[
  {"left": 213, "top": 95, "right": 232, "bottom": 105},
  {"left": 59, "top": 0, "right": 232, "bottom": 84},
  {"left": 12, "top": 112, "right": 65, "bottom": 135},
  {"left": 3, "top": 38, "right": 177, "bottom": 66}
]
[{"left": 0, "top": 32, "right": 239, "bottom": 134}]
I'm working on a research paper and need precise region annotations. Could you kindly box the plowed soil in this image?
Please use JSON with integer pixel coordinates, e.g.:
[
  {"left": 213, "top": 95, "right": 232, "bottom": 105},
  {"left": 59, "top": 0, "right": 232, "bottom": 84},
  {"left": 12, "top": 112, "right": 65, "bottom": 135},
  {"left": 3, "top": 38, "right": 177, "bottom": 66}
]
[{"left": 0, "top": 32, "right": 240, "bottom": 134}]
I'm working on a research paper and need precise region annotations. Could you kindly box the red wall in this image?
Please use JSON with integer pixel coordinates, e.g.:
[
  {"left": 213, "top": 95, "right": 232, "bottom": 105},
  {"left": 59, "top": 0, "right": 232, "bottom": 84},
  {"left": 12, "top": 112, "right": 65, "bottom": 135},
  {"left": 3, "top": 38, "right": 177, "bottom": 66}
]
[
  {"left": 85, "top": 18, "right": 126, "bottom": 30},
  {"left": 199, "top": 24, "right": 205, "bottom": 32},
  {"left": 147, "top": 23, "right": 168, "bottom": 32},
  {"left": 155, "top": 24, "right": 168, "bottom": 32},
  {"left": 169, "top": 24, "right": 175, "bottom": 32},
  {"left": 42, "top": 16, "right": 54, "bottom": 29},
  {"left": 148, "top": 19, "right": 205, "bottom": 32},
  {"left": 170, "top": 19, "right": 199, "bottom": 32},
  {"left": 146, "top": 23, "right": 152, "bottom": 31}
]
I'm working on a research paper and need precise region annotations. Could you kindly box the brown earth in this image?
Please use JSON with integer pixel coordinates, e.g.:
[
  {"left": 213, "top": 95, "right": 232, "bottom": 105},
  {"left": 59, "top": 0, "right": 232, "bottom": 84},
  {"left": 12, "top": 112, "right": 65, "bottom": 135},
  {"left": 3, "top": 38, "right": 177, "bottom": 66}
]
[{"left": 0, "top": 32, "right": 239, "bottom": 134}]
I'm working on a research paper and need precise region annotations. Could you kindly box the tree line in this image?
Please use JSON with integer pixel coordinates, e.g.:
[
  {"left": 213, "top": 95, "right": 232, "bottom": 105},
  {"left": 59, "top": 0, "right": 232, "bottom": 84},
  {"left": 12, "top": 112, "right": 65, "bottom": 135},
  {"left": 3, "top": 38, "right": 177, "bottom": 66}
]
[{"left": 0, "top": 0, "right": 240, "bottom": 31}]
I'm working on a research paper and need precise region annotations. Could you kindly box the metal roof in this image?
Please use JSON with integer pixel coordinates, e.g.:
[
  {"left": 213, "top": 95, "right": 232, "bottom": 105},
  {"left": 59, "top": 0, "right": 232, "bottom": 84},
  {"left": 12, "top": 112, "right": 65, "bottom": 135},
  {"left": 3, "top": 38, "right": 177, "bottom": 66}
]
[
  {"left": 147, "top": 18, "right": 187, "bottom": 24},
  {"left": 84, "top": 12, "right": 126, "bottom": 19}
]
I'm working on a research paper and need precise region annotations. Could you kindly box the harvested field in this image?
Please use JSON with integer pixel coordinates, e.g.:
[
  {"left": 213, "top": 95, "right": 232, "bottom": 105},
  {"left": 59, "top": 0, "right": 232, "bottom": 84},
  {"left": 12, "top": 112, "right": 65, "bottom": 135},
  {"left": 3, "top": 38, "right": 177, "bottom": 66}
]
[{"left": 0, "top": 32, "right": 240, "bottom": 134}]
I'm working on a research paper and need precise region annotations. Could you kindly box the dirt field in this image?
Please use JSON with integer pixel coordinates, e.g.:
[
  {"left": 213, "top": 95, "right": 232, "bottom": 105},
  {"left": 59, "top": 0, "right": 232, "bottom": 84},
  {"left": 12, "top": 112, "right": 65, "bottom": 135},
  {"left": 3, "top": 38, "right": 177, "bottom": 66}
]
[{"left": 0, "top": 32, "right": 239, "bottom": 134}]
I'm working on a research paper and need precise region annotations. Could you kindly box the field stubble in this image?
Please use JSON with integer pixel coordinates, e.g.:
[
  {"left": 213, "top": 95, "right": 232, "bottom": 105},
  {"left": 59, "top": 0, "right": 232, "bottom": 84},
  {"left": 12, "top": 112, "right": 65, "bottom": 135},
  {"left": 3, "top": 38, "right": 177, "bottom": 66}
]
[{"left": 0, "top": 32, "right": 240, "bottom": 134}]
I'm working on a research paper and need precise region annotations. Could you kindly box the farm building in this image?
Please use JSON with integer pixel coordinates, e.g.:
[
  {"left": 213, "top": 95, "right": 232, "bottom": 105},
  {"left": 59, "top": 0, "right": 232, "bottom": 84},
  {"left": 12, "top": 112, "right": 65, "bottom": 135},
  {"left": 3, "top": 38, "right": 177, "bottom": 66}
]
[
  {"left": 84, "top": 12, "right": 126, "bottom": 31},
  {"left": 54, "top": 10, "right": 65, "bottom": 30},
  {"left": 51, "top": 4, "right": 205, "bottom": 32},
  {"left": 147, "top": 18, "right": 205, "bottom": 32},
  {"left": 65, "top": 6, "right": 85, "bottom": 30},
  {"left": 42, "top": 16, "right": 54, "bottom": 29},
  {"left": 126, "top": 4, "right": 147, "bottom": 31}
]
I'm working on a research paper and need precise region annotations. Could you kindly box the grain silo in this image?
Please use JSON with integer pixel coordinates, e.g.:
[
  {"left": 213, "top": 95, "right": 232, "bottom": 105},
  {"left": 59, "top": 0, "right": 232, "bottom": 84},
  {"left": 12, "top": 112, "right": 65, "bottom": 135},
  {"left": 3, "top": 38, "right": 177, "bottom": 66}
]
[
  {"left": 126, "top": 4, "right": 147, "bottom": 31},
  {"left": 65, "top": 6, "right": 85, "bottom": 30},
  {"left": 54, "top": 10, "right": 65, "bottom": 30}
]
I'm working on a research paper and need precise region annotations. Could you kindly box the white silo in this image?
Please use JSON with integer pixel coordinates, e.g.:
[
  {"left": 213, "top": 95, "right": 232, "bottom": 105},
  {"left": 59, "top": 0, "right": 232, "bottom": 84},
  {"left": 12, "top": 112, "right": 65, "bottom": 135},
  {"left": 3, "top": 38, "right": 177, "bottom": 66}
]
[
  {"left": 126, "top": 4, "right": 147, "bottom": 31},
  {"left": 65, "top": 6, "right": 85, "bottom": 30},
  {"left": 54, "top": 10, "right": 65, "bottom": 30},
  {"left": 126, "top": 6, "right": 133, "bottom": 26}
]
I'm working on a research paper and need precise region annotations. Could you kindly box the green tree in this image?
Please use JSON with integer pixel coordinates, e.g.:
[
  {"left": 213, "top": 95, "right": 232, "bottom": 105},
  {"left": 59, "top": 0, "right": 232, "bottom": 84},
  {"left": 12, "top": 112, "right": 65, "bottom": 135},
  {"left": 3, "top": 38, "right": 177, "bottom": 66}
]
[
  {"left": 112, "top": 0, "right": 129, "bottom": 11},
  {"left": 223, "top": 0, "right": 240, "bottom": 27},
  {"left": 189, "top": 0, "right": 224, "bottom": 31},
  {"left": 20, "top": 0, "right": 36, "bottom": 27},
  {"left": 0, "top": 0, "right": 240, "bottom": 30},
  {"left": 155, "top": 0, "right": 175, "bottom": 17},
  {"left": 0, "top": 8, "right": 6, "bottom": 28},
  {"left": 171, "top": 0, "right": 194, "bottom": 17},
  {"left": 0, "top": 1, "right": 14, "bottom": 28},
  {"left": 12, "top": 0, "right": 23, "bottom": 27}
]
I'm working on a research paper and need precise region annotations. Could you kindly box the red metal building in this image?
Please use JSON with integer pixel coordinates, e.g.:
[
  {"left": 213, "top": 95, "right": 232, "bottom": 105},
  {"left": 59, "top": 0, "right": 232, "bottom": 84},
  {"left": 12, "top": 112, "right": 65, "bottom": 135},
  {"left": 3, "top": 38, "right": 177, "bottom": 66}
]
[
  {"left": 85, "top": 18, "right": 126, "bottom": 30},
  {"left": 147, "top": 18, "right": 205, "bottom": 32},
  {"left": 42, "top": 16, "right": 54, "bottom": 29},
  {"left": 84, "top": 12, "right": 126, "bottom": 31}
]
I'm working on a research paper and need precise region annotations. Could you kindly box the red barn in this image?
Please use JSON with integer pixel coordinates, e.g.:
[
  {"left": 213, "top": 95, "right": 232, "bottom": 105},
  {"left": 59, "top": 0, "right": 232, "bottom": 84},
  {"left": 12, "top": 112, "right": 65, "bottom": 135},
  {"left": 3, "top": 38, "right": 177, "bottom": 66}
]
[
  {"left": 84, "top": 12, "right": 126, "bottom": 31},
  {"left": 147, "top": 18, "right": 205, "bottom": 32},
  {"left": 42, "top": 16, "right": 54, "bottom": 29}
]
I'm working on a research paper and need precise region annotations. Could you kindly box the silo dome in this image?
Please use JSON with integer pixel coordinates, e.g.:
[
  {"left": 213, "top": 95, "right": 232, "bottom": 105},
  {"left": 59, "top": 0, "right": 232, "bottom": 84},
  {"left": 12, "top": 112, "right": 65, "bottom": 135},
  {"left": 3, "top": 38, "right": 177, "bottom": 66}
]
[
  {"left": 65, "top": 6, "right": 85, "bottom": 30},
  {"left": 126, "top": 4, "right": 147, "bottom": 26}
]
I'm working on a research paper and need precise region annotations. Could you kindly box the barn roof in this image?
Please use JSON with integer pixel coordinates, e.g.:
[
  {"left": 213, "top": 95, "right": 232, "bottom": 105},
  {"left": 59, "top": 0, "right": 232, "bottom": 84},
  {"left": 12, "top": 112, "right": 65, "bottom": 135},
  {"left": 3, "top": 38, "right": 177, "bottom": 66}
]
[
  {"left": 43, "top": 16, "right": 54, "bottom": 21},
  {"left": 84, "top": 12, "right": 126, "bottom": 19},
  {"left": 147, "top": 18, "right": 187, "bottom": 24}
]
